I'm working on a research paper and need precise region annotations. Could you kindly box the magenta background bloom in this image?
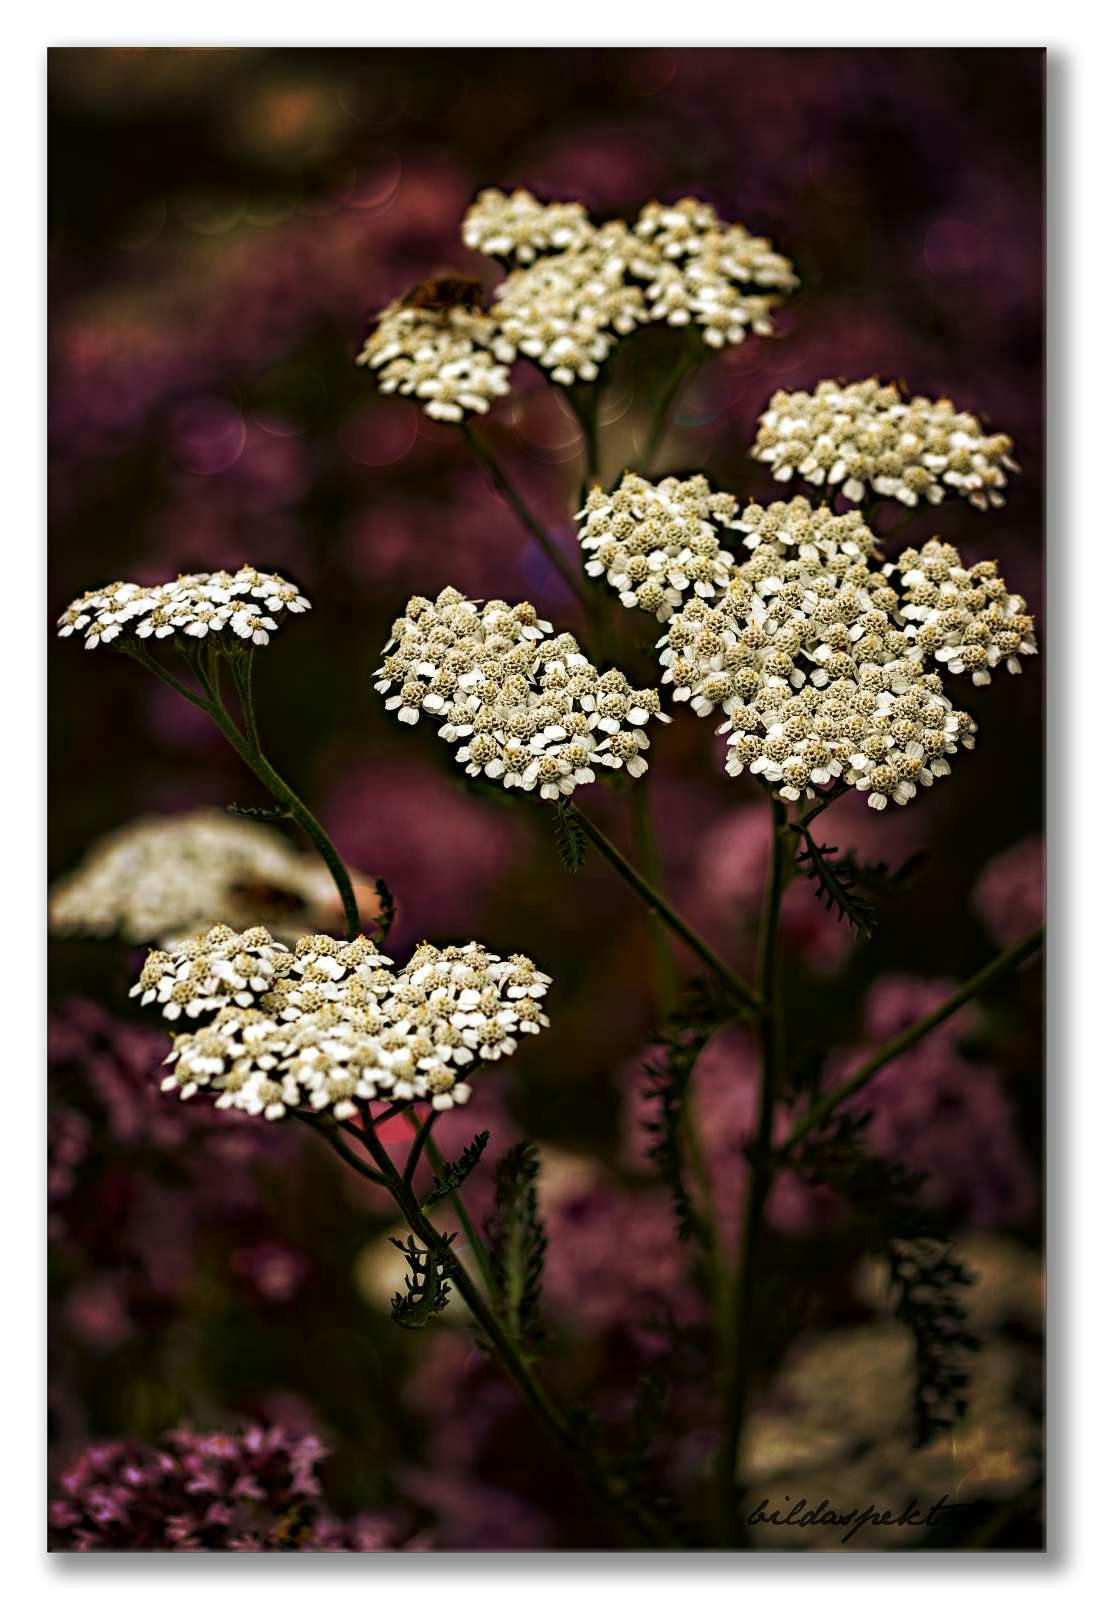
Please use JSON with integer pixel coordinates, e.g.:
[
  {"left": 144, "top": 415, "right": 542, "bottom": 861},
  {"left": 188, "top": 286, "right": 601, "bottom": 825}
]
[{"left": 973, "top": 835, "right": 1045, "bottom": 948}]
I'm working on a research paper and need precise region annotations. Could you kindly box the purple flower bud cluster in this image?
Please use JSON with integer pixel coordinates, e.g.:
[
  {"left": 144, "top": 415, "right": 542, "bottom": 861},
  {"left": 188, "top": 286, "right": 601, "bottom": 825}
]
[{"left": 49, "top": 1424, "right": 410, "bottom": 1551}]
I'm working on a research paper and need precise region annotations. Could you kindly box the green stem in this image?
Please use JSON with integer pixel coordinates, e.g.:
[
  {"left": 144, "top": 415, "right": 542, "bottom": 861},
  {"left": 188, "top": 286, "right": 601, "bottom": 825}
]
[
  {"left": 125, "top": 643, "right": 211, "bottom": 711},
  {"left": 402, "top": 1109, "right": 439, "bottom": 1187},
  {"left": 718, "top": 799, "right": 790, "bottom": 1543},
  {"left": 209, "top": 668, "right": 361, "bottom": 940},
  {"left": 640, "top": 349, "right": 698, "bottom": 475},
  {"left": 343, "top": 1111, "right": 675, "bottom": 1549},
  {"left": 567, "top": 384, "right": 601, "bottom": 494},
  {"left": 460, "top": 423, "right": 587, "bottom": 603},
  {"left": 629, "top": 784, "right": 676, "bottom": 1016},
  {"left": 131, "top": 644, "right": 361, "bottom": 939},
  {"left": 419, "top": 1126, "right": 500, "bottom": 1299},
  {"left": 295, "top": 1113, "right": 395, "bottom": 1192},
  {"left": 776, "top": 924, "right": 1045, "bottom": 1157},
  {"left": 572, "top": 803, "right": 761, "bottom": 1014}
]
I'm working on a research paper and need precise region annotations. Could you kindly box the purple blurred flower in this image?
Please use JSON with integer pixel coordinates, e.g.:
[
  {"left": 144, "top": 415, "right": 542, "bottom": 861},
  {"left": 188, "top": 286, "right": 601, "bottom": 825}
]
[
  {"left": 231, "top": 1240, "right": 310, "bottom": 1304},
  {"left": 833, "top": 976, "right": 1037, "bottom": 1227},
  {"left": 973, "top": 835, "right": 1044, "bottom": 948},
  {"left": 63, "top": 1277, "right": 135, "bottom": 1353},
  {"left": 322, "top": 752, "right": 524, "bottom": 952},
  {"left": 400, "top": 1333, "right": 556, "bottom": 1551},
  {"left": 50, "top": 1425, "right": 404, "bottom": 1551}
]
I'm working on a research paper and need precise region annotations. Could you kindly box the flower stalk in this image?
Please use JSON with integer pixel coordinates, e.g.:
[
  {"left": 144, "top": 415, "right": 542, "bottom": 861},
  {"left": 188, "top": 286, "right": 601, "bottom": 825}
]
[
  {"left": 573, "top": 802, "right": 761, "bottom": 1014},
  {"left": 716, "top": 797, "right": 792, "bottom": 1542},
  {"left": 127, "top": 641, "right": 361, "bottom": 939},
  {"left": 776, "top": 923, "right": 1045, "bottom": 1157}
]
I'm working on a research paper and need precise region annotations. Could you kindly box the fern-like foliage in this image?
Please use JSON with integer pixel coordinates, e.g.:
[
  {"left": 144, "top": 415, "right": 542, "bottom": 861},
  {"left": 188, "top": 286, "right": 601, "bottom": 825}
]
[
  {"left": 225, "top": 801, "right": 291, "bottom": 821},
  {"left": 422, "top": 1130, "right": 490, "bottom": 1209},
  {"left": 641, "top": 978, "right": 737, "bottom": 1242},
  {"left": 791, "top": 826, "right": 926, "bottom": 939},
  {"left": 373, "top": 875, "right": 397, "bottom": 945},
  {"left": 551, "top": 800, "right": 587, "bottom": 873},
  {"left": 388, "top": 1232, "right": 456, "bottom": 1329},
  {"left": 485, "top": 1142, "right": 547, "bottom": 1351},
  {"left": 790, "top": 1115, "right": 979, "bottom": 1445}
]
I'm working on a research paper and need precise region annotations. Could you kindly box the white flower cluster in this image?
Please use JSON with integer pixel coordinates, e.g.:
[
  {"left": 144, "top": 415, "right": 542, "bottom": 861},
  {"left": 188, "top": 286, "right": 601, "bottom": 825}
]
[
  {"left": 134, "top": 924, "right": 551, "bottom": 1117},
  {"left": 56, "top": 567, "right": 310, "bottom": 651},
  {"left": 752, "top": 378, "right": 1019, "bottom": 510},
  {"left": 577, "top": 472, "right": 740, "bottom": 621},
  {"left": 491, "top": 221, "right": 647, "bottom": 386},
  {"left": 585, "top": 484, "right": 1034, "bottom": 809},
  {"left": 131, "top": 923, "right": 296, "bottom": 1020},
  {"left": 628, "top": 198, "right": 798, "bottom": 350},
  {"left": 461, "top": 186, "right": 594, "bottom": 262},
  {"left": 355, "top": 304, "right": 514, "bottom": 424},
  {"left": 49, "top": 809, "right": 339, "bottom": 945},
  {"left": 360, "top": 190, "right": 797, "bottom": 415},
  {"left": 375, "top": 587, "right": 668, "bottom": 798}
]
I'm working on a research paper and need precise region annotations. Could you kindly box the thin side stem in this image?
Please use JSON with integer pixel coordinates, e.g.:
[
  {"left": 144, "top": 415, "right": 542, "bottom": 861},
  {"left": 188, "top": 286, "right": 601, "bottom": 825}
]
[
  {"left": 640, "top": 349, "right": 698, "bottom": 475},
  {"left": 573, "top": 803, "right": 761, "bottom": 1013},
  {"left": 776, "top": 924, "right": 1045, "bottom": 1157},
  {"left": 629, "top": 784, "right": 676, "bottom": 1016},
  {"left": 717, "top": 799, "right": 790, "bottom": 1543},
  {"left": 402, "top": 1109, "right": 439, "bottom": 1187},
  {"left": 567, "top": 384, "right": 601, "bottom": 493},
  {"left": 294, "top": 1112, "right": 395, "bottom": 1191},
  {"left": 208, "top": 670, "right": 361, "bottom": 939},
  {"left": 125, "top": 644, "right": 211, "bottom": 711},
  {"left": 419, "top": 1127, "right": 500, "bottom": 1299},
  {"left": 460, "top": 423, "right": 587, "bottom": 603},
  {"left": 131, "top": 642, "right": 361, "bottom": 938}
]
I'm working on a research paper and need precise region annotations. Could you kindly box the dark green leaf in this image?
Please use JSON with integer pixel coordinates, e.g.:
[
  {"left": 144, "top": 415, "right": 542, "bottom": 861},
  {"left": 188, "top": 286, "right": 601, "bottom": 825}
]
[
  {"left": 388, "top": 1232, "right": 456, "bottom": 1329},
  {"left": 373, "top": 876, "right": 397, "bottom": 946},
  {"left": 642, "top": 978, "right": 740, "bottom": 1242},
  {"left": 551, "top": 800, "right": 587, "bottom": 874},
  {"left": 225, "top": 802, "right": 291, "bottom": 821},
  {"left": 789, "top": 1117, "right": 979, "bottom": 1445},
  {"left": 422, "top": 1130, "right": 490, "bottom": 1209},
  {"left": 485, "top": 1143, "right": 547, "bottom": 1351}
]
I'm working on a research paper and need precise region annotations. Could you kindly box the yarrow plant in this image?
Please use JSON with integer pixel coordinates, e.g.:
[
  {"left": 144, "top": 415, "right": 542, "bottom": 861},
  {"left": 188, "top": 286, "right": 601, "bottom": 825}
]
[{"left": 52, "top": 188, "right": 1044, "bottom": 1552}]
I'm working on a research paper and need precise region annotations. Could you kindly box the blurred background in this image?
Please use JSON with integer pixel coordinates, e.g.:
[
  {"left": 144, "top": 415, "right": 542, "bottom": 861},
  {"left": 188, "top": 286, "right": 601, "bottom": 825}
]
[{"left": 48, "top": 47, "right": 1044, "bottom": 1550}]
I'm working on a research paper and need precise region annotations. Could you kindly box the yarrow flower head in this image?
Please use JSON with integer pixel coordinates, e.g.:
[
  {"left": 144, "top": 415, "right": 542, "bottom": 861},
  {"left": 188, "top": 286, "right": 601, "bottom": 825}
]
[
  {"left": 48, "top": 808, "right": 340, "bottom": 945},
  {"left": 375, "top": 586, "right": 669, "bottom": 798},
  {"left": 359, "top": 189, "right": 798, "bottom": 416},
  {"left": 628, "top": 198, "right": 798, "bottom": 350},
  {"left": 129, "top": 922, "right": 298, "bottom": 1021},
  {"left": 583, "top": 479, "right": 1035, "bottom": 809},
  {"left": 577, "top": 471, "right": 740, "bottom": 621},
  {"left": 461, "top": 186, "right": 594, "bottom": 263},
  {"left": 56, "top": 567, "right": 310, "bottom": 651},
  {"left": 752, "top": 378, "right": 1019, "bottom": 510},
  {"left": 355, "top": 302, "right": 513, "bottom": 424},
  {"left": 135, "top": 923, "right": 551, "bottom": 1118}
]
